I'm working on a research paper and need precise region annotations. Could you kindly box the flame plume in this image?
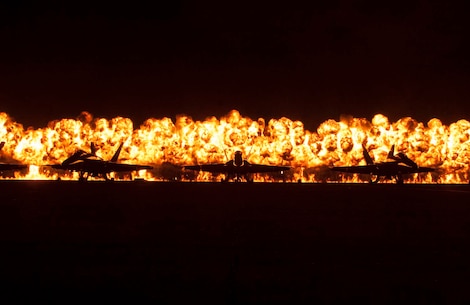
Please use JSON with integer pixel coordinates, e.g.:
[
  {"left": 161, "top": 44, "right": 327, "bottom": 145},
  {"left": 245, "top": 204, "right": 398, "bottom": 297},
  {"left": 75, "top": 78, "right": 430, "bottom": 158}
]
[{"left": 1, "top": 110, "right": 469, "bottom": 183}]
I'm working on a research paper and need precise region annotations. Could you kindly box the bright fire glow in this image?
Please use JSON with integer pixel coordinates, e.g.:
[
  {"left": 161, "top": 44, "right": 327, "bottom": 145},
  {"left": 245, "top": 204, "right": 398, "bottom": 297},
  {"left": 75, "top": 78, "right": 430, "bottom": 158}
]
[{"left": 1, "top": 110, "right": 469, "bottom": 183}]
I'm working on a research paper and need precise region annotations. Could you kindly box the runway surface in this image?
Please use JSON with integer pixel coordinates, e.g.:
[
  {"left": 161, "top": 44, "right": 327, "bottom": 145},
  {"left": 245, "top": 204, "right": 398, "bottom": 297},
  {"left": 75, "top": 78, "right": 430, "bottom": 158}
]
[{"left": 1, "top": 181, "right": 470, "bottom": 304}]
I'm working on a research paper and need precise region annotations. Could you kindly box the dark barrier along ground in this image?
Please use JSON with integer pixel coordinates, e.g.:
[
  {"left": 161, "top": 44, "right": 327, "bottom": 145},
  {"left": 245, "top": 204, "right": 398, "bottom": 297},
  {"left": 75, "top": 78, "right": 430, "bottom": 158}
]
[{"left": 0, "top": 181, "right": 469, "bottom": 304}]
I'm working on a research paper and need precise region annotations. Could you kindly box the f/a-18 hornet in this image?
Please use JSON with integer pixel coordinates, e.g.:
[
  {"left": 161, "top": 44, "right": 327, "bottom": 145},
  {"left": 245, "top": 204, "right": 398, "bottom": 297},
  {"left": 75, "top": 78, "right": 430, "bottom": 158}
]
[
  {"left": 49, "top": 142, "right": 153, "bottom": 181},
  {"left": 184, "top": 150, "right": 291, "bottom": 182},
  {"left": 0, "top": 141, "right": 28, "bottom": 174},
  {"left": 331, "top": 144, "right": 435, "bottom": 184}
]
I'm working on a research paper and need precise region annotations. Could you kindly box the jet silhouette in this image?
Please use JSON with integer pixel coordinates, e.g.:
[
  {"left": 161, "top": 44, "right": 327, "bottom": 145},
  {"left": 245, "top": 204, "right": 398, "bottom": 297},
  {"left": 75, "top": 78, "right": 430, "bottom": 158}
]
[
  {"left": 184, "top": 150, "right": 291, "bottom": 182},
  {"left": 49, "top": 142, "right": 153, "bottom": 181},
  {"left": 331, "top": 144, "right": 435, "bottom": 184},
  {"left": 0, "top": 141, "right": 28, "bottom": 174}
]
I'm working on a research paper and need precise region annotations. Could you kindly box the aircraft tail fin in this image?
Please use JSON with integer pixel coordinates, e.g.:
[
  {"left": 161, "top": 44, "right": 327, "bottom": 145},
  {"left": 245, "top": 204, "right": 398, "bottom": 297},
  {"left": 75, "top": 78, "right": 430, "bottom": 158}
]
[
  {"left": 111, "top": 142, "right": 124, "bottom": 162},
  {"left": 223, "top": 148, "right": 229, "bottom": 162},
  {"left": 398, "top": 153, "right": 418, "bottom": 169},
  {"left": 362, "top": 144, "right": 374, "bottom": 165},
  {"left": 90, "top": 142, "right": 98, "bottom": 156},
  {"left": 387, "top": 145, "right": 395, "bottom": 160},
  {"left": 0, "top": 141, "right": 4, "bottom": 151}
]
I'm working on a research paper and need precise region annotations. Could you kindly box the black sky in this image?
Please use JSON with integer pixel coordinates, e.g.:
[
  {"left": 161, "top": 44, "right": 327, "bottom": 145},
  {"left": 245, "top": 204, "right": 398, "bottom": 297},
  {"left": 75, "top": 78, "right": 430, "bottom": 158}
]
[{"left": 1, "top": 1, "right": 469, "bottom": 130}]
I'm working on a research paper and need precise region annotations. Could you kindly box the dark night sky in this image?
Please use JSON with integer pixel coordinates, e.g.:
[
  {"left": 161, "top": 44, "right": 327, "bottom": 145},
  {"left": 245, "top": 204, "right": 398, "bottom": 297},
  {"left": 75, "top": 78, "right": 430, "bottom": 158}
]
[{"left": 1, "top": 1, "right": 469, "bottom": 130}]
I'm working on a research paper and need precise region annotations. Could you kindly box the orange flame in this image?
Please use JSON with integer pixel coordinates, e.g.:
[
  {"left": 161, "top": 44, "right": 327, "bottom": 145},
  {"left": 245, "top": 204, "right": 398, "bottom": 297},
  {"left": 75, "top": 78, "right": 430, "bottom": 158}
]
[{"left": 1, "top": 110, "right": 469, "bottom": 183}]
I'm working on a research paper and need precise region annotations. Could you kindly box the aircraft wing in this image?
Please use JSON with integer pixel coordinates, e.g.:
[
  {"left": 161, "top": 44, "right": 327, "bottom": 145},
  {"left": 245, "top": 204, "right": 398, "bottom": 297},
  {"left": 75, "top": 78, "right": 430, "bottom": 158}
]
[
  {"left": 416, "top": 166, "right": 435, "bottom": 173},
  {"left": 330, "top": 165, "right": 375, "bottom": 174},
  {"left": 46, "top": 162, "right": 93, "bottom": 171},
  {"left": 184, "top": 163, "right": 290, "bottom": 174},
  {"left": 0, "top": 163, "right": 28, "bottom": 171},
  {"left": 398, "top": 165, "right": 435, "bottom": 174},
  {"left": 47, "top": 164, "right": 65, "bottom": 170},
  {"left": 105, "top": 163, "right": 153, "bottom": 173},
  {"left": 47, "top": 162, "right": 152, "bottom": 173},
  {"left": 243, "top": 164, "right": 290, "bottom": 173},
  {"left": 184, "top": 164, "right": 228, "bottom": 173},
  {"left": 331, "top": 164, "right": 436, "bottom": 175}
]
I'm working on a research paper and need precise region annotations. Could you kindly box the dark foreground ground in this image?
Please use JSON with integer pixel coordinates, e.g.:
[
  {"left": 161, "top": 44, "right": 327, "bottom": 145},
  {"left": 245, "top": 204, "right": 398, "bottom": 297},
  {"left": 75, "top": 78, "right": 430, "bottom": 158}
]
[{"left": 1, "top": 181, "right": 470, "bottom": 304}]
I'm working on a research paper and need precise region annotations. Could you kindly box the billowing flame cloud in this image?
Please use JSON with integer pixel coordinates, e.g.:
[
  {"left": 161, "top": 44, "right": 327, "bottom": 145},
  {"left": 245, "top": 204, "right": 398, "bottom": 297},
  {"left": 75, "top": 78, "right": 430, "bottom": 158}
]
[{"left": 1, "top": 110, "right": 469, "bottom": 183}]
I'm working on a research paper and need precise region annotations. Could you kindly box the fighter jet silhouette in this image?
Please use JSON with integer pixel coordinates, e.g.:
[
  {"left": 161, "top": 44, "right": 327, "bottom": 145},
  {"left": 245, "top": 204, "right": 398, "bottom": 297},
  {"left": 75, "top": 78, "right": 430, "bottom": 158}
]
[
  {"left": 49, "top": 142, "right": 153, "bottom": 181},
  {"left": 331, "top": 144, "right": 435, "bottom": 184},
  {"left": 184, "top": 150, "right": 291, "bottom": 182},
  {"left": 0, "top": 141, "right": 28, "bottom": 174}
]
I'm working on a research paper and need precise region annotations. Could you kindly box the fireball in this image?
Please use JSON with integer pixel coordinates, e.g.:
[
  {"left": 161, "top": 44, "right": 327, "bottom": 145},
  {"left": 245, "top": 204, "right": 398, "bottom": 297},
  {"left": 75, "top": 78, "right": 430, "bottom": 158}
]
[{"left": 0, "top": 110, "right": 469, "bottom": 183}]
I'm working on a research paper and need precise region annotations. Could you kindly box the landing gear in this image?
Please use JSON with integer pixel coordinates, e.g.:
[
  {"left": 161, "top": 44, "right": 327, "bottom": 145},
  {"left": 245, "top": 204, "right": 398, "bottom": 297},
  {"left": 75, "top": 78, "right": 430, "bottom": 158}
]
[
  {"left": 78, "top": 172, "right": 88, "bottom": 182},
  {"left": 395, "top": 174, "right": 404, "bottom": 185},
  {"left": 221, "top": 174, "right": 252, "bottom": 182},
  {"left": 222, "top": 174, "right": 232, "bottom": 182},
  {"left": 369, "top": 174, "right": 379, "bottom": 184}
]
